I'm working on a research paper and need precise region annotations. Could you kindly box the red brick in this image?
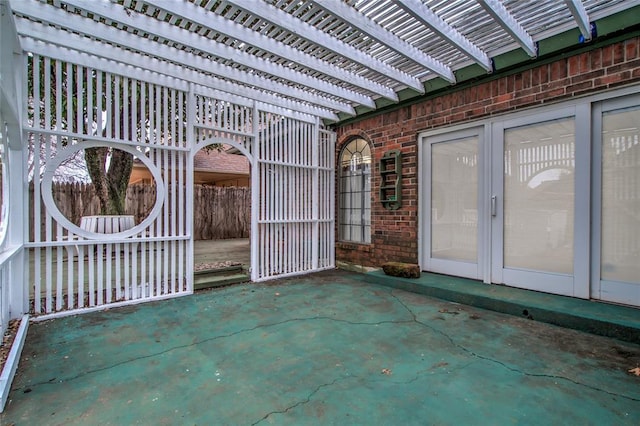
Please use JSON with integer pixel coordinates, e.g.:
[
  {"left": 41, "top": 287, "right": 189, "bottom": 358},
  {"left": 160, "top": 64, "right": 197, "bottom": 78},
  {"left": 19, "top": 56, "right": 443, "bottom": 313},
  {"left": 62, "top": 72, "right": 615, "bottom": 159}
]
[
  {"left": 590, "top": 49, "right": 603, "bottom": 70},
  {"left": 568, "top": 55, "right": 580, "bottom": 76},
  {"left": 579, "top": 52, "right": 590, "bottom": 73},
  {"left": 625, "top": 39, "right": 638, "bottom": 60},
  {"left": 613, "top": 43, "right": 625, "bottom": 64},
  {"left": 550, "top": 60, "right": 568, "bottom": 80},
  {"left": 602, "top": 45, "right": 614, "bottom": 67},
  {"left": 539, "top": 64, "right": 550, "bottom": 84}
]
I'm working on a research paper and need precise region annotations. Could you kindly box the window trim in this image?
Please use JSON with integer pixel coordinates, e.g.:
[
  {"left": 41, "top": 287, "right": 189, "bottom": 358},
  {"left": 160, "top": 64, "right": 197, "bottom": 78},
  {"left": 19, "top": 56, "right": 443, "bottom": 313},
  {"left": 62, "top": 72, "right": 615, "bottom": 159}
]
[{"left": 338, "top": 137, "right": 372, "bottom": 244}]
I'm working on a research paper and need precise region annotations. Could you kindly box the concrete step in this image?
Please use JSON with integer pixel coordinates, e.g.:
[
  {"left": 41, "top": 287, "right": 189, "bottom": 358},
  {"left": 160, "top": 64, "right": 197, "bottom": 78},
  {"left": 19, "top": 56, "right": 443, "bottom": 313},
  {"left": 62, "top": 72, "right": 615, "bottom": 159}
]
[
  {"left": 357, "top": 270, "right": 640, "bottom": 344},
  {"left": 194, "top": 268, "right": 249, "bottom": 290}
]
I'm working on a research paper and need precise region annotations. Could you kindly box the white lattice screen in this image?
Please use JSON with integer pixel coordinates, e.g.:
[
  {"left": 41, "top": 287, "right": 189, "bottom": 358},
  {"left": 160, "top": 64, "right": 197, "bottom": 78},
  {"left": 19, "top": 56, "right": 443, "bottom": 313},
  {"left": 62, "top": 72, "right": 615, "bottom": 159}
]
[{"left": 25, "top": 54, "right": 335, "bottom": 316}]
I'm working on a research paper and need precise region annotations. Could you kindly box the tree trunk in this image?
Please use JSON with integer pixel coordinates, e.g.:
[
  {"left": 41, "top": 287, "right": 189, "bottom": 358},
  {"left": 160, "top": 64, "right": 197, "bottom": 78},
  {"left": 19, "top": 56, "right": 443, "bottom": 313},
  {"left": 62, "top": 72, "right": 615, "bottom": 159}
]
[{"left": 85, "top": 146, "right": 132, "bottom": 215}]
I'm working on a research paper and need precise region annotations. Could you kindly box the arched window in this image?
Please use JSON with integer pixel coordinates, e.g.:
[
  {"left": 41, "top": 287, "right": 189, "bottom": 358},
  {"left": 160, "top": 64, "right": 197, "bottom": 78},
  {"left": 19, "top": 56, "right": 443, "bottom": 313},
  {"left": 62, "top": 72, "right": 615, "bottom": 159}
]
[{"left": 339, "top": 138, "right": 371, "bottom": 243}]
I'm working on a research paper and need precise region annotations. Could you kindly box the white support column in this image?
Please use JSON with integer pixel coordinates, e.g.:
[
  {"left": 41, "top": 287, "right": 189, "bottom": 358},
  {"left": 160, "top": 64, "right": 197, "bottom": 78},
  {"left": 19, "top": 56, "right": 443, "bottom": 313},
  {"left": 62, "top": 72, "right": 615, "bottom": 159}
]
[
  {"left": 8, "top": 146, "right": 26, "bottom": 317},
  {"left": 311, "top": 118, "right": 319, "bottom": 270},
  {"left": 186, "top": 83, "right": 196, "bottom": 293},
  {"left": 250, "top": 102, "right": 260, "bottom": 281}
]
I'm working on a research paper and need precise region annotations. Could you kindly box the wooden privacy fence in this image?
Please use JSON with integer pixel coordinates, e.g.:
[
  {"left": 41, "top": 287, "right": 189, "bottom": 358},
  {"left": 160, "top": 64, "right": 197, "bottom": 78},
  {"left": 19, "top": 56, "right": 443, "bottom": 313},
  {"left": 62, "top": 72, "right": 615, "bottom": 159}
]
[{"left": 30, "top": 183, "right": 250, "bottom": 240}]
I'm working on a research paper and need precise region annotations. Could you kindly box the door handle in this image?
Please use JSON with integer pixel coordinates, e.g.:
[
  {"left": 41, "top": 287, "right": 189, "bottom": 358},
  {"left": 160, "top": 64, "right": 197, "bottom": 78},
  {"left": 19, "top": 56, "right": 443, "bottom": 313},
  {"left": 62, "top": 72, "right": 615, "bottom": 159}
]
[{"left": 491, "top": 195, "right": 497, "bottom": 217}]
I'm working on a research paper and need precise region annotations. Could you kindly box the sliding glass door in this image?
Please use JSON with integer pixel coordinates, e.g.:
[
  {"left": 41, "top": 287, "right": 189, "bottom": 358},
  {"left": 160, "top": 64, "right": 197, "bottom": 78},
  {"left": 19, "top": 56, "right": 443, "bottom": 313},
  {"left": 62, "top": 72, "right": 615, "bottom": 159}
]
[
  {"left": 592, "top": 96, "right": 640, "bottom": 306},
  {"left": 422, "top": 128, "right": 485, "bottom": 279}
]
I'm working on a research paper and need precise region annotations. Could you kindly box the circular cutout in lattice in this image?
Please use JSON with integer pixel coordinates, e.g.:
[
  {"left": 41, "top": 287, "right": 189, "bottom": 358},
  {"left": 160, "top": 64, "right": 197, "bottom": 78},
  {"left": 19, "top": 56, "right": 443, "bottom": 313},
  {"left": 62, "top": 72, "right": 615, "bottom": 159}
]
[{"left": 41, "top": 142, "right": 165, "bottom": 240}]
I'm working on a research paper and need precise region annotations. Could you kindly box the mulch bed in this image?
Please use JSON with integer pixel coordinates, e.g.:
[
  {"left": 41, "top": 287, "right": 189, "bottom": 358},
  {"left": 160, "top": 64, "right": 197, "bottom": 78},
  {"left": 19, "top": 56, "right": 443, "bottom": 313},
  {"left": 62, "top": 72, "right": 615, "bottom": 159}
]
[
  {"left": 194, "top": 261, "right": 243, "bottom": 272},
  {"left": 0, "top": 319, "right": 21, "bottom": 376}
]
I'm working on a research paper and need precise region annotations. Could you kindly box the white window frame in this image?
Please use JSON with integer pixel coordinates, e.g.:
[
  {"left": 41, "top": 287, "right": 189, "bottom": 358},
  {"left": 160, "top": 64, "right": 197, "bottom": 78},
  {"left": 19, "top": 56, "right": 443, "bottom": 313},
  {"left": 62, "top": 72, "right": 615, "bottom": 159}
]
[{"left": 338, "top": 138, "right": 372, "bottom": 244}]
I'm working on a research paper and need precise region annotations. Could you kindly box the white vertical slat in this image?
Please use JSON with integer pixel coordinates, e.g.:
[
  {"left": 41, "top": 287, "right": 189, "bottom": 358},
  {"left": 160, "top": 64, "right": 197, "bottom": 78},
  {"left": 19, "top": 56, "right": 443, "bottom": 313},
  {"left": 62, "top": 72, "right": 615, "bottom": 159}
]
[
  {"left": 179, "top": 91, "right": 185, "bottom": 286},
  {"left": 139, "top": 82, "right": 147, "bottom": 299},
  {"left": 77, "top": 66, "right": 84, "bottom": 135},
  {"left": 87, "top": 65, "right": 93, "bottom": 137},
  {"left": 124, "top": 242, "right": 130, "bottom": 301},
  {"left": 96, "top": 70, "right": 102, "bottom": 136},
  {"left": 170, "top": 92, "right": 177, "bottom": 292},
  {"left": 147, "top": 84, "right": 155, "bottom": 296},
  {"left": 123, "top": 77, "right": 129, "bottom": 140},
  {"left": 132, "top": 239, "right": 138, "bottom": 299},
  {"left": 55, "top": 60, "right": 62, "bottom": 132},
  {"left": 66, "top": 62, "right": 74, "bottom": 134},
  {"left": 155, "top": 85, "right": 162, "bottom": 296},
  {"left": 162, "top": 87, "right": 169, "bottom": 294},
  {"left": 67, "top": 244, "right": 75, "bottom": 309},
  {"left": 44, "top": 57, "right": 51, "bottom": 130},
  {"left": 115, "top": 242, "right": 121, "bottom": 301},
  {"left": 55, "top": 227, "right": 63, "bottom": 311},
  {"left": 88, "top": 244, "right": 95, "bottom": 306},
  {"left": 44, "top": 164, "right": 53, "bottom": 311},
  {"left": 105, "top": 72, "right": 112, "bottom": 138},
  {"left": 106, "top": 243, "right": 113, "bottom": 303},
  {"left": 251, "top": 103, "right": 259, "bottom": 281},
  {"left": 312, "top": 117, "right": 319, "bottom": 269},
  {"left": 76, "top": 245, "right": 84, "bottom": 308},
  {"left": 97, "top": 242, "right": 104, "bottom": 305},
  {"left": 186, "top": 83, "right": 195, "bottom": 293},
  {"left": 114, "top": 75, "right": 121, "bottom": 140}
]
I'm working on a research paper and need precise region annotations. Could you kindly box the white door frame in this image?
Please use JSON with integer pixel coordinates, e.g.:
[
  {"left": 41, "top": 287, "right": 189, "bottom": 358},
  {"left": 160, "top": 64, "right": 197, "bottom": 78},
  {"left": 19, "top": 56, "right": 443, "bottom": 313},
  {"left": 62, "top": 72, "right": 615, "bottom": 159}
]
[
  {"left": 419, "top": 126, "right": 487, "bottom": 280},
  {"left": 591, "top": 93, "right": 640, "bottom": 305}
]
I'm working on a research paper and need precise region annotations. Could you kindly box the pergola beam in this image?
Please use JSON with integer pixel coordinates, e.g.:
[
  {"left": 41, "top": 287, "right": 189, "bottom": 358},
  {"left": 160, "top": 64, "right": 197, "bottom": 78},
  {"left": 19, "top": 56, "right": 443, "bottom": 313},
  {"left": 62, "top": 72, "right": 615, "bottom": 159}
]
[
  {"left": 12, "top": 3, "right": 352, "bottom": 116},
  {"left": 61, "top": 0, "right": 376, "bottom": 109},
  {"left": 477, "top": 0, "right": 537, "bottom": 57},
  {"left": 313, "top": 0, "right": 455, "bottom": 84},
  {"left": 394, "top": 0, "right": 493, "bottom": 71},
  {"left": 226, "top": 0, "right": 424, "bottom": 92},
  {"left": 564, "top": 0, "right": 592, "bottom": 41},
  {"left": 133, "top": 0, "right": 400, "bottom": 102}
]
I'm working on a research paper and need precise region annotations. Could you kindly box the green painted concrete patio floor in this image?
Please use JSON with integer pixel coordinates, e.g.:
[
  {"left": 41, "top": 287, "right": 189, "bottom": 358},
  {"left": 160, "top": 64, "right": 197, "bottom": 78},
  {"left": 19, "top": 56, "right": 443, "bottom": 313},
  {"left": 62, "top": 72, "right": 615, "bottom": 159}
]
[{"left": 3, "top": 270, "right": 640, "bottom": 424}]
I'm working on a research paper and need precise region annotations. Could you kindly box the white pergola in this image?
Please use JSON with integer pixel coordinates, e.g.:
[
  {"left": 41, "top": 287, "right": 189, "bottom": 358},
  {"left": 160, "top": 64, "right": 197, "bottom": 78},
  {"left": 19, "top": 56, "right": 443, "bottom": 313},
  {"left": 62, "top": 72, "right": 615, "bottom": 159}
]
[{"left": 0, "top": 0, "right": 637, "bottom": 327}]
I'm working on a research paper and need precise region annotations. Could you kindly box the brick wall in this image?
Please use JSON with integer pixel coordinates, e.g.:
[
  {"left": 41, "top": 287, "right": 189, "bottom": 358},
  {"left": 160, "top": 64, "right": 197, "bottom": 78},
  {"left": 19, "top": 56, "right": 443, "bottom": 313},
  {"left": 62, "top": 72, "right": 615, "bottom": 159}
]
[{"left": 334, "top": 35, "right": 640, "bottom": 268}]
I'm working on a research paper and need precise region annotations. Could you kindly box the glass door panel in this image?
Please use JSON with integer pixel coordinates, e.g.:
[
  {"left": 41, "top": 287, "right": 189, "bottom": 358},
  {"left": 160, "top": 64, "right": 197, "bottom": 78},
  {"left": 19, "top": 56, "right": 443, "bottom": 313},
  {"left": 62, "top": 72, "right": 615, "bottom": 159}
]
[
  {"left": 431, "top": 138, "right": 478, "bottom": 262},
  {"left": 503, "top": 118, "right": 575, "bottom": 274},
  {"left": 423, "top": 128, "right": 483, "bottom": 280},
  {"left": 492, "top": 110, "right": 583, "bottom": 298},
  {"left": 597, "top": 104, "right": 640, "bottom": 305}
]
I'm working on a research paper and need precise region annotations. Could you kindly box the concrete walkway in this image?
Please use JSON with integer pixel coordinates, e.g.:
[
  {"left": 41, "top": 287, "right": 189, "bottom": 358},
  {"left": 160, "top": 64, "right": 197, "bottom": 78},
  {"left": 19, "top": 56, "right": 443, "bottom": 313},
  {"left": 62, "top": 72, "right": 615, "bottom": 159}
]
[{"left": 3, "top": 270, "right": 639, "bottom": 424}]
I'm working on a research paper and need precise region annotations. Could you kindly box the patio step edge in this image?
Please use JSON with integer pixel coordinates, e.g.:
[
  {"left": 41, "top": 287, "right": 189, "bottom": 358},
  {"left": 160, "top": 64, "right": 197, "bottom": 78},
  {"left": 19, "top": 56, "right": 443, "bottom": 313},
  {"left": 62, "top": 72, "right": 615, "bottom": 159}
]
[
  {"left": 0, "top": 314, "right": 30, "bottom": 413},
  {"left": 194, "top": 273, "right": 250, "bottom": 290},
  {"left": 356, "top": 271, "right": 640, "bottom": 344}
]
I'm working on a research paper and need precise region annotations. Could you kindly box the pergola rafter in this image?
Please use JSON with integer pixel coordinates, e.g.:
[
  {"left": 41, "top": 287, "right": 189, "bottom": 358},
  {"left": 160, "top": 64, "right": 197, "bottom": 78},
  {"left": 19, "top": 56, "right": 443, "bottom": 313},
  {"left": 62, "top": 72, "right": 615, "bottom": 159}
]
[
  {"left": 564, "top": 0, "right": 592, "bottom": 41},
  {"left": 477, "top": 0, "right": 537, "bottom": 57},
  {"left": 313, "top": 0, "right": 455, "bottom": 84},
  {"left": 393, "top": 0, "right": 493, "bottom": 72}
]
